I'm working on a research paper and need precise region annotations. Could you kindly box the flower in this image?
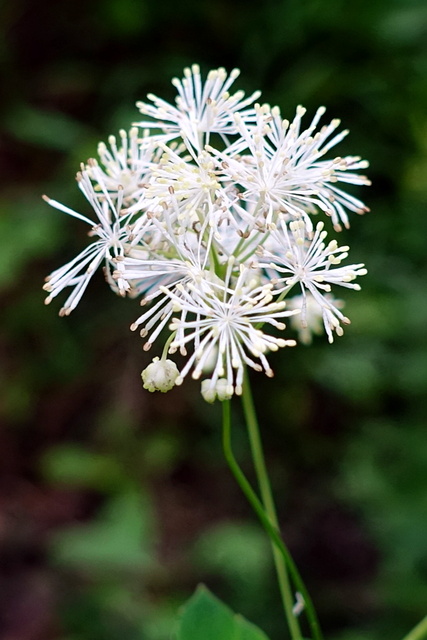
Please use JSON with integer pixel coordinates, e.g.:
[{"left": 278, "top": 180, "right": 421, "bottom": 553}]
[
  {"left": 135, "top": 64, "right": 261, "bottom": 151},
  {"left": 210, "top": 103, "right": 370, "bottom": 231},
  {"left": 138, "top": 146, "right": 222, "bottom": 214},
  {"left": 164, "top": 262, "right": 298, "bottom": 395},
  {"left": 87, "top": 127, "right": 158, "bottom": 205},
  {"left": 259, "top": 219, "right": 367, "bottom": 342},
  {"left": 287, "top": 293, "right": 345, "bottom": 345},
  {"left": 43, "top": 65, "right": 370, "bottom": 396},
  {"left": 43, "top": 170, "right": 132, "bottom": 315},
  {"left": 127, "top": 257, "right": 201, "bottom": 349}
]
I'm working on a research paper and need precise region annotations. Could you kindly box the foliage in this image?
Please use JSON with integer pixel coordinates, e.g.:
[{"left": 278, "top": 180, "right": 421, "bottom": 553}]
[{"left": 176, "top": 585, "right": 271, "bottom": 640}]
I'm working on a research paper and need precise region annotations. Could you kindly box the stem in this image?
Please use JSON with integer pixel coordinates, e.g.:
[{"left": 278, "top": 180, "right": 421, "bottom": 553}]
[
  {"left": 238, "top": 230, "right": 272, "bottom": 265},
  {"left": 240, "top": 378, "right": 302, "bottom": 640},
  {"left": 402, "top": 617, "right": 427, "bottom": 640},
  {"left": 222, "top": 400, "right": 323, "bottom": 640},
  {"left": 162, "top": 332, "right": 176, "bottom": 359},
  {"left": 210, "top": 242, "right": 223, "bottom": 278}
]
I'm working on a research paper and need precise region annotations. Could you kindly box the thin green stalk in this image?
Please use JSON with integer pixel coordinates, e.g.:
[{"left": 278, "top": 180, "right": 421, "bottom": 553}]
[
  {"left": 241, "top": 373, "right": 323, "bottom": 640},
  {"left": 210, "top": 243, "right": 223, "bottom": 279},
  {"left": 222, "top": 400, "right": 323, "bottom": 640},
  {"left": 240, "top": 380, "right": 301, "bottom": 640},
  {"left": 161, "top": 332, "right": 176, "bottom": 360},
  {"left": 402, "top": 617, "right": 427, "bottom": 640}
]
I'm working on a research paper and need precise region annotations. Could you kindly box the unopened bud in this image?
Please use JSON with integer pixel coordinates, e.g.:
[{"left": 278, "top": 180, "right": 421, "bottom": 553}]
[
  {"left": 141, "top": 357, "right": 179, "bottom": 393},
  {"left": 201, "top": 378, "right": 233, "bottom": 403}
]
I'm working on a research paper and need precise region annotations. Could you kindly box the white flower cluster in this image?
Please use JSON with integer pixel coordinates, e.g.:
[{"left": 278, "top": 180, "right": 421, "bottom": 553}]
[{"left": 43, "top": 64, "right": 369, "bottom": 398}]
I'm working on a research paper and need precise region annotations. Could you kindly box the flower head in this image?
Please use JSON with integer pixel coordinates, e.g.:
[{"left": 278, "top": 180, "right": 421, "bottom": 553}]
[
  {"left": 135, "top": 64, "right": 261, "bottom": 151},
  {"left": 210, "top": 103, "right": 370, "bottom": 231},
  {"left": 260, "top": 219, "right": 367, "bottom": 342},
  {"left": 164, "top": 263, "right": 298, "bottom": 395},
  {"left": 87, "top": 128, "right": 158, "bottom": 205},
  {"left": 287, "top": 293, "right": 345, "bottom": 345},
  {"left": 43, "top": 170, "right": 133, "bottom": 315},
  {"left": 44, "top": 65, "right": 370, "bottom": 396}
]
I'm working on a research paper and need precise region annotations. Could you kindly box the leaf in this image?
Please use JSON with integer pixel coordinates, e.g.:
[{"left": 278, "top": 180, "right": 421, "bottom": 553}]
[
  {"left": 3, "top": 105, "right": 91, "bottom": 151},
  {"left": 193, "top": 522, "right": 270, "bottom": 580},
  {"left": 41, "top": 444, "right": 125, "bottom": 491},
  {"left": 51, "top": 489, "right": 156, "bottom": 571},
  {"left": 176, "top": 585, "right": 271, "bottom": 640},
  {"left": 0, "top": 199, "right": 61, "bottom": 289}
]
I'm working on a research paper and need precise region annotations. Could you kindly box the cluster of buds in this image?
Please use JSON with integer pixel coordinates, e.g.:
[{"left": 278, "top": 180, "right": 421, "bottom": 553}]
[{"left": 43, "top": 65, "right": 369, "bottom": 398}]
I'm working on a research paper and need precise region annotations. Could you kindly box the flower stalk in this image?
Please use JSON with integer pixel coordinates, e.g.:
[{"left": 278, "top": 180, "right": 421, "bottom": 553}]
[
  {"left": 241, "top": 373, "right": 301, "bottom": 639},
  {"left": 222, "top": 393, "right": 323, "bottom": 640},
  {"left": 402, "top": 617, "right": 427, "bottom": 640}
]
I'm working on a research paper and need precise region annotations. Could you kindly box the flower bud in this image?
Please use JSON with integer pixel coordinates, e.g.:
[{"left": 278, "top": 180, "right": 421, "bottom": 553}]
[
  {"left": 201, "top": 378, "right": 233, "bottom": 403},
  {"left": 141, "top": 357, "right": 179, "bottom": 393}
]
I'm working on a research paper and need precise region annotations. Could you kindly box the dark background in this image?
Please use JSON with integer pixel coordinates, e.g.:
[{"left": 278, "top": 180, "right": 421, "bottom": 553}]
[{"left": 1, "top": 0, "right": 427, "bottom": 638}]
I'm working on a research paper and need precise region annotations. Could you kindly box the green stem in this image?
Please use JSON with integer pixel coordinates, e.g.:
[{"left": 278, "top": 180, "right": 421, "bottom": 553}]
[
  {"left": 241, "top": 376, "right": 301, "bottom": 640},
  {"left": 402, "top": 617, "right": 427, "bottom": 640},
  {"left": 210, "top": 242, "right": 223, "bottom": 279},
  {"left": 222, "top": 399, "right": 323, "bottom": 640},
  {"left": 161, "top": 332, "right": 176, "bottom": 359}
]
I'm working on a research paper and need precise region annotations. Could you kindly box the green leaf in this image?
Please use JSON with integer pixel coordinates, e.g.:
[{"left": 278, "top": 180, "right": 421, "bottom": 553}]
[
  {"left": 401, "top": 615, "right": 427, "bottom": 640},
  {"left": 51, "top": 489, "right": 156, "bottom": 571},
  {"left": 193, "top": 522, "right": 270, "bottom": 580},
  {"left": 176, "top": 585, "right": 271, "bottom": 640},
  {"left": 3, "top": 104, "right": 91, "bottom": 151},
  {"left": 41, "top": 444, "right": 125, "bottom": 491}
]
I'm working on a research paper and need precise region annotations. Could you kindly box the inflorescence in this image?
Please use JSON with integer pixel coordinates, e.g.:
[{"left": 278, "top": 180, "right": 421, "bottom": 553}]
[{"left": 43, "top": 64, "right": 370, "bottom": 399}]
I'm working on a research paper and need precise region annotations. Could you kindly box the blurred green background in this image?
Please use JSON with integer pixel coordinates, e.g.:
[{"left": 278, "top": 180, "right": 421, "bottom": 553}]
[{"left": 1, "top": 0, "right": 427, "bottom": 638}]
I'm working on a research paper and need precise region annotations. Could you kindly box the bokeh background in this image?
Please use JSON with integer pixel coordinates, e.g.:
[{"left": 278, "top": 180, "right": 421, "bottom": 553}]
[{"left": 1, "top": 0, "right": 427, "bottom": 638}]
